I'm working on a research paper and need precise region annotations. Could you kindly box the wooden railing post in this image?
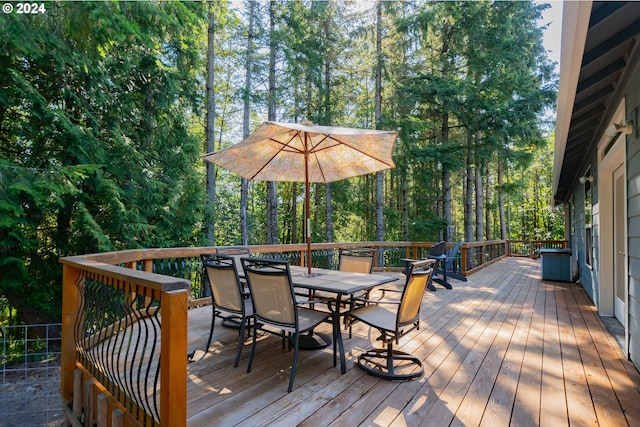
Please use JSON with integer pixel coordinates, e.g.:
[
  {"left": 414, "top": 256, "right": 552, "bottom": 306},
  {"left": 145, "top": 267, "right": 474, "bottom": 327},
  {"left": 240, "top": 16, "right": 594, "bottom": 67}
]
[
  {"left": 461, "top": 244, "right": 468, "bottom": 276},
  {"left": 372, "top": 244, "right": 378, "bottom": 269},
  {"left": 529, "top": 242, "right": 533, "bottom": 258},
  {"left": 61, "top": 264, "right": 81, "bottom": 402},
  {"left": 72, "top": 369, "right": 82, "bottom": 418},
  {"left": 160, "top": 289, "right": 188, "bottom": 427}
]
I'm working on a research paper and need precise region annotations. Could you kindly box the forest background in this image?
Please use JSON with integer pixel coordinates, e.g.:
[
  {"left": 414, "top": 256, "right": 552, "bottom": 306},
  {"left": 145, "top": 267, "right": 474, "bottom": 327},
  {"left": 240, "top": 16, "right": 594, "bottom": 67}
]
[{"left": 0, "top": 0, "right": 561, "bottom": 328}]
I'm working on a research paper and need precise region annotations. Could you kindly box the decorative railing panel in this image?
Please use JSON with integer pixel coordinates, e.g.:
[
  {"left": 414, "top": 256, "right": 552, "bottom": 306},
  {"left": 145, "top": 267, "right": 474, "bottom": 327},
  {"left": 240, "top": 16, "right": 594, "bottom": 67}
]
[
  {"left": 76, "top": 270, "right": 163, "bottom": 426},
  {"left": 380, "top": 246, "right": 411, "bottom": 269},
  {"left": 60, "top": 259, "right": 189, "bottom": 427}
]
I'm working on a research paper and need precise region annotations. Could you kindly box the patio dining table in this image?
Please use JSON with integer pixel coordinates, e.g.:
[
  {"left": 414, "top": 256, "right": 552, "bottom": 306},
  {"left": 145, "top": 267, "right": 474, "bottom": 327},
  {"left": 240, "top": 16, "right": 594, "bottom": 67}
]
[{"left": 289, "top": 265, "right": 399, "bottom": 374}]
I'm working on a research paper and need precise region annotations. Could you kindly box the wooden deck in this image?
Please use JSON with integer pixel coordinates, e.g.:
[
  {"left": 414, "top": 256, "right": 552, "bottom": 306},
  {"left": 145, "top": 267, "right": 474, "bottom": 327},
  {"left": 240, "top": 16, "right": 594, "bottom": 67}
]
[{"left": 183, "top": 257, "right": 640, "bottom": 426}]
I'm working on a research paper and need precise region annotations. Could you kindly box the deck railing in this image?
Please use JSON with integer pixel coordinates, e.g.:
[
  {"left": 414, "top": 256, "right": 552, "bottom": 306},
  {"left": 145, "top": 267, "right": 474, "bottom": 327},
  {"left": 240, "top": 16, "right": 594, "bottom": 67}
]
[
  {"left": 59, "top": 239, "right": 566, "bottom": 426},
  {"left": 506, "top": 239, "right": 569, "bottom": 258},
  {"left": 60, "top": 255, "right": 191, "bottom": 427}
]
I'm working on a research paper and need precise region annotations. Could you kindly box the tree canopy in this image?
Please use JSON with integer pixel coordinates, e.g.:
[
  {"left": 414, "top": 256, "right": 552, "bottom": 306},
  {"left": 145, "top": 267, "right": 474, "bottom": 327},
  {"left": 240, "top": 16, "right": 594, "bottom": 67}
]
[{"left": 0, "top": 0, "right": 561, "bottom": 326}]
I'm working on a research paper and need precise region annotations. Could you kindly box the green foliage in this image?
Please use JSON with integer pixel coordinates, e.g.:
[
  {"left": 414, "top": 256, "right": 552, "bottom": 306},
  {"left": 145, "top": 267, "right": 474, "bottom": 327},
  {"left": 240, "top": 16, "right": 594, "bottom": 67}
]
[
  {"left": 0, "top": 0, "right": 562, "bottom": 327},
  {"left": 208, "top": 0, "right": 561, "bottom": 246},
  {"left": 1, "top": 333, "right": 52, "bottom": 368},
  {"left": 0, "top": 1, "right": 210, "bottom": 324},
  {"left": 506, "top": 133, "right": 563, "bottom": 240}
]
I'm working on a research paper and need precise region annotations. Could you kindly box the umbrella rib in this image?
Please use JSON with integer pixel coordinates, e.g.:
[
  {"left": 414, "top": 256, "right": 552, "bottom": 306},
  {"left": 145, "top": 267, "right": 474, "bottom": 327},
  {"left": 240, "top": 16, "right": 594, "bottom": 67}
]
[
  {"left": 273, "top": 131, "right": 306, "bottom": 154},
  {"left": 307, "top": 134, "right": 330, "bottom": 182},
  {"left": 312, "top": 135, "right": 395, "bottom": 167},
  {"left": 311, "top": 150, "right": 328, "bottom": 183},
  {"left": 248, "top": 132, "right": 304, "bottom": 180}
]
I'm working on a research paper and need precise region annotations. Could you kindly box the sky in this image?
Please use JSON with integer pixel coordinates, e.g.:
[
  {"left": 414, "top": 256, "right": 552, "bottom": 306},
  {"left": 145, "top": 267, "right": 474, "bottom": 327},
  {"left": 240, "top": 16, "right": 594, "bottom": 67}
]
[
  {"left": 538, "top": 0, "right": 564, "bottom": 70},
  {"left": 230, "top": 0, "right": 565, "bottom": 71},
  {"left": 537, "top": 0, "right": 564, "bottom": 126}
]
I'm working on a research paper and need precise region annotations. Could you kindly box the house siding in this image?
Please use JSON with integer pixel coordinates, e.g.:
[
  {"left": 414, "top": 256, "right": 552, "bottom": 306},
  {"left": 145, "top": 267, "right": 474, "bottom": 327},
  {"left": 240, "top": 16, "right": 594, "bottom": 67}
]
[
  {"left": 571, "top": 155, "right": 598, "bottom": 304},
  {"left": 567, "top": 52, "right": 640, "bottom": 370},
  {"left": 592, "top": 170, "right": 600, "bottom": 306},
  {"left": 627, "top": 78, "right": 640, "bottom": 364},
  {"left": 555, "top": 0, "right": 640, "bottom": 372}
]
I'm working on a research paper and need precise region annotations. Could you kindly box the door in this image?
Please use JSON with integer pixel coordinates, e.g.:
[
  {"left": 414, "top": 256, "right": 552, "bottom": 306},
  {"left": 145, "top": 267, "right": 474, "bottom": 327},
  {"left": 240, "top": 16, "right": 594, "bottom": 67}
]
[{"left": 613, "top": 164, "right": 626, "bottom": 326}]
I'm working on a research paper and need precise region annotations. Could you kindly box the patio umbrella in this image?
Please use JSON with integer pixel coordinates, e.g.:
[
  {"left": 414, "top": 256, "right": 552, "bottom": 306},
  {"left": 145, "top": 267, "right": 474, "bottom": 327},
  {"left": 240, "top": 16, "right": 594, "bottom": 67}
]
[{"left": 202, "top": 121, "right": 397, "bottom": 276}]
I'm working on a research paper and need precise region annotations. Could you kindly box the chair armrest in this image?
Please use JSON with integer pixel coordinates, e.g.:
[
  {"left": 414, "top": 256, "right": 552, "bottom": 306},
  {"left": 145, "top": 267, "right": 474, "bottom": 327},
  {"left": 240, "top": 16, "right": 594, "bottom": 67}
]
[{"left": 370, "top": 287, "right": 402, "bottom": 301}]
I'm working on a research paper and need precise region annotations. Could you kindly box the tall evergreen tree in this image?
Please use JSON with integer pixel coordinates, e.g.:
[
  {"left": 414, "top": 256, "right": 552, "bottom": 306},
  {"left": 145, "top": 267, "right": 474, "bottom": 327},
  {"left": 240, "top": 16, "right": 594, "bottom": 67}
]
[
  {"left": 0, "top": 0, "right": 562, "bottom": 327},
  {"left": 0, "top": 1, "right": 211, "bottom": 324}
]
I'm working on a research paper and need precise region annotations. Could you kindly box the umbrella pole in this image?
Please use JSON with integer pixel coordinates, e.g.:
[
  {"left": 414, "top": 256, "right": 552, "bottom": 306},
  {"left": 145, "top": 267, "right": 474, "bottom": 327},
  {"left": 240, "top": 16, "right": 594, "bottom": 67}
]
[
  {"left": 305, "top": 149, "right": 312, "bottom": 276},
  {"left": 298, "top": 137, "right": 331, "bottom": 350}
]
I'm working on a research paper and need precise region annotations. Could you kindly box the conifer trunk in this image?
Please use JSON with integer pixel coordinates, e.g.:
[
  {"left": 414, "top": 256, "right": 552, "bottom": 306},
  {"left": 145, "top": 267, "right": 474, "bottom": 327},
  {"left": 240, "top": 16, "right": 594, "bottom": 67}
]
[
  {"left": 464, "top": 130, "right": 474, "bottom": 244},
  {"left": 324, "top": 9, "right": 333, "bottom": 244},
  {"left": 206, "top": 9, "right": 216, "bottom": 245},
  {"left": 475, "top": 148, "right": 484, "bottom": 241},
  {"left": 498, "top": 161, "right": 507, "bottom": 239},
  {"left": 266, "top": 1, "right": 278, "bottom": 244},
  {"left": 240, "top": 1, "right": 256, "bottom": 245},
  {"left": 442, "top": 112, "right": 451, "bottom": 241},
  {"left": 484, "top": 163, "right": 491, "bottom": 240},
  {"left": 375, "top": 0, "right": 384, "bottom": 264}
]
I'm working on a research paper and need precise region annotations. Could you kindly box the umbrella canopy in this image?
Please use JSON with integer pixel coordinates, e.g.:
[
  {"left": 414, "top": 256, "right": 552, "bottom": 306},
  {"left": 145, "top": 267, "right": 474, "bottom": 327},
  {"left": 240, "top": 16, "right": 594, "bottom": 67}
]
[{"left": 203, "top": 121, "right": 398, "bottom": 274}]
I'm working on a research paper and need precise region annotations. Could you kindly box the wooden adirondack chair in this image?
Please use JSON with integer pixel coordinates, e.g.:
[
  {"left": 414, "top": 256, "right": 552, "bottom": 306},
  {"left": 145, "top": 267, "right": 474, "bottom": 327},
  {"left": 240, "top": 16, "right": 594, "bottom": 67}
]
[{"left": 436, "top": 241, "right": 467, "bottom": 282}]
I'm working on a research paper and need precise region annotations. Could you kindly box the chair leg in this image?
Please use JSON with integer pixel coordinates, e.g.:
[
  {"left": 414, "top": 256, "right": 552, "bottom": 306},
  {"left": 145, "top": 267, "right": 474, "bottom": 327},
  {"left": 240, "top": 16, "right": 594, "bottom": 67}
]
[
  {"left": 247, "top": 322, "right": 258, "bottom": 373},
  {"left": 288, "top": 333, "right": 300, "bottom": 392},
  {"left": 426, "top": 273, "right": 437, "bottom": 291},
  {"left": 333, "top": 314, "right": 338, "bottom": 366},
  {"left": 205, "top": 308, "right": 217, "bottom": 352},
  {"left": 356, "top": 340, "right": 424, "bottom": 381},
  {"left": 387, "top": 341, "right": 396, "bottom": 375},
  {"left": 234, "top": 317, "right": 246, "bottom": 368},
  {"left": 432, "top": 258, "right": 452, "bottom": 289},
  {"left": 348, "top": 298, "right": 354, "bottom": 339}
]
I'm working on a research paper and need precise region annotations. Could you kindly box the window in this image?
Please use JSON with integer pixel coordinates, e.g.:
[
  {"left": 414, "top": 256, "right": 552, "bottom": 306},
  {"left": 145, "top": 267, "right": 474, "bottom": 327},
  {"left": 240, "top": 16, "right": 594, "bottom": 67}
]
[{"left": 584, "top": 171, "right": 593, "bottom": 267}]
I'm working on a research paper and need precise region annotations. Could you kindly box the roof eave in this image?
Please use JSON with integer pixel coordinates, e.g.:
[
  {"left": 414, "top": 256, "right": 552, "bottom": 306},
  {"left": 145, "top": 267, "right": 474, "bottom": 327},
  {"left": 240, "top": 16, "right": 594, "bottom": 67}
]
[{"left": 552, "top": 1, "right": 593, "bottom": 206}]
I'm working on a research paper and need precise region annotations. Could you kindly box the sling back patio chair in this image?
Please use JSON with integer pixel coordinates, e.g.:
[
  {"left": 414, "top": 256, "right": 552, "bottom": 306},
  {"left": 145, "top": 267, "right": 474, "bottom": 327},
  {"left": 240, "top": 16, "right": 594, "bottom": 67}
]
[
  {"left": 347, "top": 258, "right": 435, "bottom": 380},
  {"left": 241, "top": 257, "right": 334, "bottom": 392},
  {"left": 337, "top": 248, "right": 374, "bottom": 337},
  {"left": 200, "top": 254, "right": 254, "bottom": 368},
  {"left": 302, "top": 248, "right": 374, "bottom": 303},
  {"left": 338, "top": 248, "right": 374, "bottom": 274},
  {"left": 216, "top": 246, "right": 251, "bottom": 279}
]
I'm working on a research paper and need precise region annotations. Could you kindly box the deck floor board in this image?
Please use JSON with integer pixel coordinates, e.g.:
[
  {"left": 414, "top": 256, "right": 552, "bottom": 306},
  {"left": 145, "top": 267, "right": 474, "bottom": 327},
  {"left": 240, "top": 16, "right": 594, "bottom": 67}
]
[{"left": 182, "top": 257, "right": 640, "bottom": 426}]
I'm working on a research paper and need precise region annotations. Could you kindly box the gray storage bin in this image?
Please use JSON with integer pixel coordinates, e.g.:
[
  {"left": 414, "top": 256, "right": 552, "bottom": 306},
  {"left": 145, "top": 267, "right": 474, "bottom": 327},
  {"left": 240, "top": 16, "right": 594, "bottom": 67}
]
[{"left": 540, "top": 249, "right": 572, "bottom": 282}]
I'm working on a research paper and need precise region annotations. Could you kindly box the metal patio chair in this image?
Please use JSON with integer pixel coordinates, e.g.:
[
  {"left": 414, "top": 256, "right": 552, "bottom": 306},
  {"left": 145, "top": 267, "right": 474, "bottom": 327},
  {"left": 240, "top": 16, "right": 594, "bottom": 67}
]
[
  {"left": 241, "top": 257, "right": 334, "bottom": 392},
  {"left": 347, "top": 259, "right": 435, "bottom": 380},
  {"left": 216, "top": 246, "right": 251, "bottom": 279},
  {"left": 200, "top": 253, "right": 254, "bottom": 368},
  {"left": 337, "top": 248, "right": 374, "bottom": 337}
]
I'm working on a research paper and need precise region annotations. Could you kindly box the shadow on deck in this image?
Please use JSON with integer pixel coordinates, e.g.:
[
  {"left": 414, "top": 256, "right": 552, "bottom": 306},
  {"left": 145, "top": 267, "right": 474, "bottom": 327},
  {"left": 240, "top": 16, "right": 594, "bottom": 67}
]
[{"left": 184, "top": 257, "right": 640, "bottom": 426}]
